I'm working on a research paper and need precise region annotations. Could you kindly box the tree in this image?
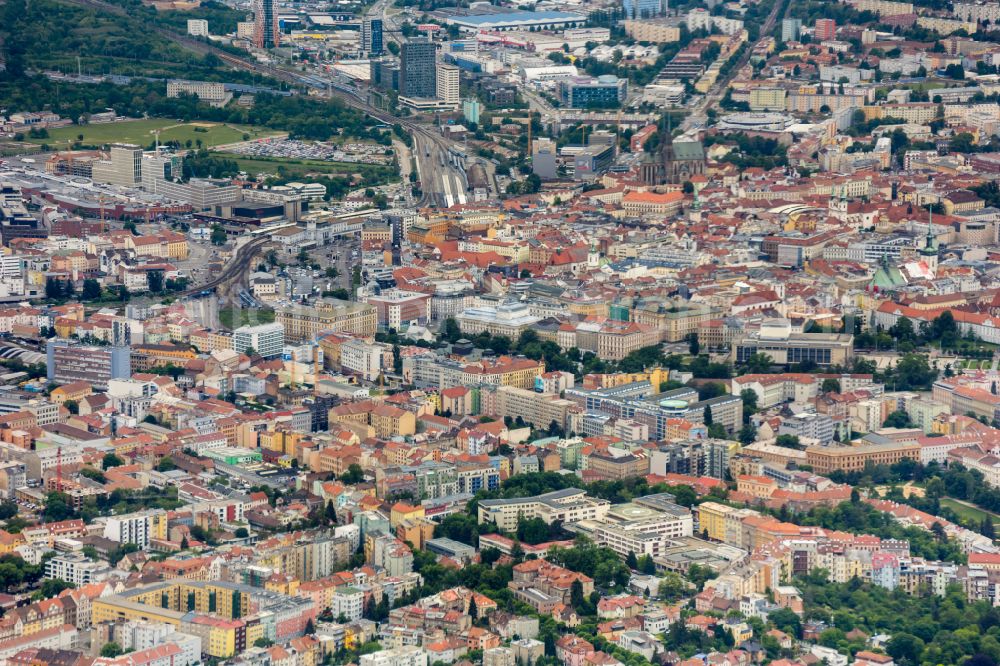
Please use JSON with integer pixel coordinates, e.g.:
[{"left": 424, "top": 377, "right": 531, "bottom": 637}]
[
  {"left": 468, "top": 595, "right": 478, "bottom": 621},
  {"left": 769, "top": 607, "right": 802, "bottom": 638},
  {"left": 516, "top": 516, "right": 551, "bottom": 545},
  {"left": 931, "top": 521, "right": 947, "bottom": 542},
  {"left": 441, "top": 318, "right": 462, "bottom": 343},
  {"left": 210, "top": 224, "right": 227, "bottom": 246},
  {"left": 82, "top": 279, "right": 102, "bottom": 300},
  {"left": 775, "top": 434, "right": 802, "bottom": 449},
  {"left": 740, "top": 389, "right": 758, "bottom": 422},
  {"left": 45, "top": 277, "right": 64, "bottom": 300},
  {"left": 103, "top": 453, "right": 125, "bottom": 469},
  {"left": 658, "top": 572, "right": 686, "bottom": 602},
  {"left": 234, "top": 527, "right": 249, "bottom": 538},
  {"left": 981, "top": 516, "right": 996, "bottom": 539},
  {"left": 34, "top": 578, "right": 74, "bottom": 600},
  {"left": 304, "top": 619, "right": 315, "bottom": 635},
  {"left": 625, "top": 550, "right": 639, "bottom": 570},
  {"left": 669, "top": 484, "right": 698, "bottom": 507},
  {"left": 887, "top": 633, "right": 925, "bottom": 665},
  {"left": 739, "top": 352, "right": 773, "bottom": 374},
  {"left": 101, "top": 643, "right": 124, "bottom": 658},
  {"left": 340, "top": 463, "right": 364, "bottom": 484},
  {"left": 699, "top": 382, "right": 727, "bottom": 401},
  {"left": 883, "top": 410, "right": 914, "bottom": 428},
  {"left": 324, "top": 500, "right": 337, "bottom": 525},
  {"left": 890, "top": 353, "right": 937, "bottom": 391},
  {"left": 738, "top": 424, "right": 757, "bottom": 445},
  {"left": 570, "top": 579, "right": 585, "bottom": 608},
  {"left": 254, "top": 638, "right": 274, "bottom": 648},
  {"left": 703, "top": 405, "right": 713, "bottom": 426},
  {"left": 707, "top": 423, "right": 729, "bottom": 439},
  {"left": 147, "top": 270, "right": 164, "bottom": 293},
  {"left": 63, "top": 399, "right": 79, "bottom": 415},
  {"left": 180, "top": 535, "right": 189, "bottom": 549},
  {"left": 637, "top": 554, "right": 656, "bottom": 574},
  {"left": 821, "top": 378, "right": 842, "bottom": 394},
  {"left": 43, "top": 492, "right": 75, "bottom": 522}
]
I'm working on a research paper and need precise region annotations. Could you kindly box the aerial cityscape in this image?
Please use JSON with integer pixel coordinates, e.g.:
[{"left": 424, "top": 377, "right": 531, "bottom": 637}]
[{"left": 5, "top": 0, "right": 1000, "bottom": 665}]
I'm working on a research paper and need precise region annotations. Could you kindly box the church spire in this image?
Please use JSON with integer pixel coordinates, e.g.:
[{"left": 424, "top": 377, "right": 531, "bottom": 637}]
[{"left": 921, "top": 207, "right": 937, "bottom": 256}]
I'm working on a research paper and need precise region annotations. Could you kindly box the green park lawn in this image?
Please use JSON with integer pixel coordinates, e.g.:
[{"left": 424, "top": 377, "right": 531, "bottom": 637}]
[
  {"left": 939, "top": 497, "right": 1000, "bottom": 527},
  {"left": 27, "top": 119, "right": 280, "bottom": 149}
]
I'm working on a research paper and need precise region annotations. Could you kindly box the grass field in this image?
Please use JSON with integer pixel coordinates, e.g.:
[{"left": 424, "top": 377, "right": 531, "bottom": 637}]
[
  {"left": 940, "top": 497, "right": 1000, "bottom": 526},
  {"left": 956, "top": 358, "right": 992, "bottom": 370},
  {"left": 219, "top": 307, "right": 275, "bottom": 332},
  {"left": 27, "top": 119, "right": 281, "bottom": 149},
  {"left": 220, "top": 154, "right": 398, "bottom": 182}
]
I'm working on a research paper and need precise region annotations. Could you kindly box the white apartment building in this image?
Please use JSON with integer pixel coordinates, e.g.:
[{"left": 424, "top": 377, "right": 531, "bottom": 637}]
[
  {"left": 45, "top": 553, "right": 106, "bottom": 586},
  {"left": 107, "top": 638, "right": 201, "bottom": 666},
  {"left": 233, "top": 322, "right": 284, "bottom": 358},
  {"left": 237, "top": 21, "right": 256, "bottom": 39},
  {"left": 437, "top": 64, "right": 460, "bottom": 107},
  {"left": 187, "top": 19, "right": 209, "bottom": 36},
  {"left": 166, "top": 81, "right": 232, "bottom": 107},
  {"left": 117, "top": 621, "right": 178, "bottom": 652},
  {"left": 340, "top": 339, "right": 389, "bottom": 382},
  {"left": 477, "top": 488, "right": 611, "bottom": 531},
  {"left": 102, "top": 510, "right": 166, "bottom": 548},
  {"left": 360, "top": 646, "right": 428, "bottom": 666},
  {"left": 953, "top": 1, "right": 1000, "bottom": 23},
  {"left": 25, "top": 401, "right": 59, "bottom": 426},
  {"left": 332, "top": 586, "right": 365, "bottom": 621},
  {"left": 483, "top": 648, "right": 516, "bottom": 666},
  {"left": 0, "top": 255, "right": 23, "bottom": 280}
]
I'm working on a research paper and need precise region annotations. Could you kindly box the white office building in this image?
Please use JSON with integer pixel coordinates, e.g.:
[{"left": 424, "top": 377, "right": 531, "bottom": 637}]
[
  {"left": 92, "top": 143, "right": 143, "bottom": 188},
  {"left": 234, "top": 322, "right": 285, "bottom": 358}
]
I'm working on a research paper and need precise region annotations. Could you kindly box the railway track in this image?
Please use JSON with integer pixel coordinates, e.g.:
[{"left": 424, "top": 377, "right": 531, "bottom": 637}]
[
  {"left": 64, "top": 0, "right": 465, "bottom": 206},
  {"left": 180, "top": 236, "right": 272, "bottom": 298}
]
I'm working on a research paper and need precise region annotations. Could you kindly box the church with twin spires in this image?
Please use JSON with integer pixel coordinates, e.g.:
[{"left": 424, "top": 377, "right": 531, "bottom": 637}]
[{"left": 640, "top": 119, "right": 706, "bottom": 187}]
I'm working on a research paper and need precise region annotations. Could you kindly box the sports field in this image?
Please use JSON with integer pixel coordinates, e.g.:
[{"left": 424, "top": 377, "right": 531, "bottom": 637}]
[{"left": 26, "top": 119, "right": 281, "bottom": 148}]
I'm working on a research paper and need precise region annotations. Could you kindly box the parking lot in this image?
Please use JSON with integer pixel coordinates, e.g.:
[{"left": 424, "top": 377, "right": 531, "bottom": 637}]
[{"left": 227, "top": 138, "right": 394, "bottom": 165}]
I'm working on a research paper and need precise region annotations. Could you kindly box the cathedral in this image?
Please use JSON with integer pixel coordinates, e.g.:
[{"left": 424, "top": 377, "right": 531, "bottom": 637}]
[{"left": 639, "top": 125, "right": 706, "bottom": 187}]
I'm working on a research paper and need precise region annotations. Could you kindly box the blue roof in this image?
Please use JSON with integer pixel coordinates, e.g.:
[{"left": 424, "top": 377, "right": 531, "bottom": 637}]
[{"left": 451, "top": 10, "right": 585, "bottom": 24}]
